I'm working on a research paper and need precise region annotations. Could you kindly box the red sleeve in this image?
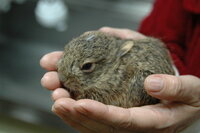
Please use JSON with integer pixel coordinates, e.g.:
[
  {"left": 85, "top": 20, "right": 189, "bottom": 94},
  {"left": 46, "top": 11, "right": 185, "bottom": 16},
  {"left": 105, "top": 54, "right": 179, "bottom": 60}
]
[{"left": 138, "top": 0, "right": 190, "bottom": 75}]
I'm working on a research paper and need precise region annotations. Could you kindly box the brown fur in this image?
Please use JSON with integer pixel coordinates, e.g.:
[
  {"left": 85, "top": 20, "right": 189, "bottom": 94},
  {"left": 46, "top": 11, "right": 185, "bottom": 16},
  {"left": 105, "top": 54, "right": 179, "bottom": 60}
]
[{"left": 57, "top": 31, "right": 175, "bottom": 108}]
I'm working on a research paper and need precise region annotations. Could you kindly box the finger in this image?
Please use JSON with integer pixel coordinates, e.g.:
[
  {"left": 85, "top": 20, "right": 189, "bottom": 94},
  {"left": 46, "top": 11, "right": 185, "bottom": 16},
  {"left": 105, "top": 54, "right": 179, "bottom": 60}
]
[
  {"left": 99, "top": 27, "right": 146, "bottom": 40},
  {"left": 51, "top": 88, "right": 70, "bottom": 101},
  {"left": 145, "top": 74, "right": 200, "bottom": 106},
  {"left": 41, "top": 71, "right": 61, "bottom": 90},
  {"left": 75, "top": 100, "right": 134, "bottom": 133},
  {"left": 40, "top": 51, "right": 63, "bottom": 71},
  {"left": 73, "top": 99, "right": 199, "bottom": 131},
  {"left": 53, "top": 98, "right": 116, "bottom": 133},
  {"left": 73, "top": 99, "right": 138, "bottom": 130},
  {"left": 52, "top": 99, "right": 93, "bottom": 133}
]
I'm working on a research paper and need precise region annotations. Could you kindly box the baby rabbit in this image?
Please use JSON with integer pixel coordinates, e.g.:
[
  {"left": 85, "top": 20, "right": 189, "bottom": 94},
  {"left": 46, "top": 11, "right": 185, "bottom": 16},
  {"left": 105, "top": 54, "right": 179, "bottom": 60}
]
[{"left": 57, "top": 31, "right": 175, "bottom": 108}]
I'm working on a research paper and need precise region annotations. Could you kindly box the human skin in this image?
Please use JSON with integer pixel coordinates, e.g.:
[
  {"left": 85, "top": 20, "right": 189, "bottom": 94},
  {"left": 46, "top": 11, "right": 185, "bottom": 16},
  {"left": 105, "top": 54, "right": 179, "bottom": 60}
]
[{"left": 40, "top": 27, "right": 200, "bottom": 133}]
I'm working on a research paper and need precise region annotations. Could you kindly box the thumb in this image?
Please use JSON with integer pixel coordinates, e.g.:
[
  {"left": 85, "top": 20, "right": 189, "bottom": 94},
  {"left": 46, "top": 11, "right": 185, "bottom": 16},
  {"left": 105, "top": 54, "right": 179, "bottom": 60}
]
[{"left": 144, "top": 74, "right": 200, "bottom": 106}]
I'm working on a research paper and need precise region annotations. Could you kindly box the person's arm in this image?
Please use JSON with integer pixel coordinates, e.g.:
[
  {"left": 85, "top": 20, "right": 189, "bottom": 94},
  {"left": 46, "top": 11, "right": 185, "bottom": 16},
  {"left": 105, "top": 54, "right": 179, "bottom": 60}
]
[{"left": 139, "top": 0, "right": 189, "bottom": 75}]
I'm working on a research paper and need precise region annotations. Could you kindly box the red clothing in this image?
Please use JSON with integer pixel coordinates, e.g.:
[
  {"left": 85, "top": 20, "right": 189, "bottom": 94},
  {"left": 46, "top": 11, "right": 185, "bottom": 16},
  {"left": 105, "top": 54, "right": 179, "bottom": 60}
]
[{"left": 139, "top": 0, "right": 200, "bottom": 77}]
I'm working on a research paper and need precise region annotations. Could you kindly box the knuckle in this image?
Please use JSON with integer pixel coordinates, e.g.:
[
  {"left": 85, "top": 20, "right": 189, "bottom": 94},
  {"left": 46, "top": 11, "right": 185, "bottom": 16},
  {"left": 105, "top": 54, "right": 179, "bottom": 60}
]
[
  {"left": 164, "top": 76, "right": 183, "bottom": 97},
  {"left": 115, "top": 118, "right": 133, "bottom": 130},
  {"left": 114, "top": 110, "right": 134, "bottom": 130},
  {"left": 54, "top": 98, "right": 65, "bottom": 107},
  {"left": 173, "top": 77, "right": 183, "bottom": 95}
]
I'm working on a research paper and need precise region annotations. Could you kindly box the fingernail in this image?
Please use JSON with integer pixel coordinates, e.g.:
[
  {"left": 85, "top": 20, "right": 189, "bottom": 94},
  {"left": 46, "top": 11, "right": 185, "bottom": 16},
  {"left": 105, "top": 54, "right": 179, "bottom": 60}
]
[
  {"left": 146, "top": 76, "right": 164, "bottom": 92},
  {"left": 41, "top": 76, "right": 49, "bottom": 89}
]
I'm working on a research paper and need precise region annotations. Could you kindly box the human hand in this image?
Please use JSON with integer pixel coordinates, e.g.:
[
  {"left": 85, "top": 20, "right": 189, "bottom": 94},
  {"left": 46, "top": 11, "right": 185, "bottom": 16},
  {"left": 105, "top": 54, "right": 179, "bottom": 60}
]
[
  {"left": 40, "top": 27, "right": 200, "bottom": 133},
  {"left": 99, "top": 26, "right": 146, "bottom": 40},
  {"left": 42, "top": 71, "right": 200, "bottom": 133}
]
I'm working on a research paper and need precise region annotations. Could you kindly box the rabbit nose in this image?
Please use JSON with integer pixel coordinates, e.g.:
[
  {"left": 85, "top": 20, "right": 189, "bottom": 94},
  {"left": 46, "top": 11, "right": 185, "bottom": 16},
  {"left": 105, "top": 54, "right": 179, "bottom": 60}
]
[{"left": 63, "top": 77, "right": 81, "bottom": 90}]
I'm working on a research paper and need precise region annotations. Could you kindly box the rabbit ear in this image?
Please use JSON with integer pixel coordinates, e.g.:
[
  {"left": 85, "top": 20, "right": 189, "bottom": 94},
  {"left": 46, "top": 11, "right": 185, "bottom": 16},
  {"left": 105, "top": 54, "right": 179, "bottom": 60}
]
[{"left": 118, "top": 41, "right": 134, "bottom": 57}]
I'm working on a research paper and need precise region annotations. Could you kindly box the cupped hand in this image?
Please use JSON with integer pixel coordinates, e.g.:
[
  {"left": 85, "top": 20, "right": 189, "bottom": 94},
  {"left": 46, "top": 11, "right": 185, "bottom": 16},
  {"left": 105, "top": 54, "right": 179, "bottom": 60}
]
[
  {"left": 50, "top": 75, "right": 199, "bottom": 133},
  {"left": 40, "top": 27, "right": 200, "bottom": 133}
]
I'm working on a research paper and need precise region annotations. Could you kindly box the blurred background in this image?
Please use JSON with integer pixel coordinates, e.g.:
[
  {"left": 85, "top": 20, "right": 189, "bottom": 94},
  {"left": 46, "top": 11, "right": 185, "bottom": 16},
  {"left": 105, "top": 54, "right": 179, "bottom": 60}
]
[{"left": 0, "top": 0, "right": 153, "bottom": 132}]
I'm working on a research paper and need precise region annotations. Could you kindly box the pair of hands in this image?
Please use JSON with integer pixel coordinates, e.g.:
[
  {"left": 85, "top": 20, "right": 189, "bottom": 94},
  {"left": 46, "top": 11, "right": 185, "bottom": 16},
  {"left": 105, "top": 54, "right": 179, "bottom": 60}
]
[{"left": 40, "top": 27, "right": 200, "bottom": 133}]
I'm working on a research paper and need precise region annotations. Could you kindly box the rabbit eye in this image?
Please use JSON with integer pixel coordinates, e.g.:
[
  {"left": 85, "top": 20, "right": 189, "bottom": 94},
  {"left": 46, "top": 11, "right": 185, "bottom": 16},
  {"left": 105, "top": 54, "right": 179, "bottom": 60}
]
[{"left": 80, "top": 62, "right": 95, "bottom": 73}]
